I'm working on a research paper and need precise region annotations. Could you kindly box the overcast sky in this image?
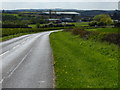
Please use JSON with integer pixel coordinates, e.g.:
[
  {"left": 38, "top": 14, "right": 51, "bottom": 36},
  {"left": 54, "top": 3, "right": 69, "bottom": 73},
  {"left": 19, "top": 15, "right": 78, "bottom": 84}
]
[
  {"left": 1, "top": 0, "right": 120, "bottom": 2},
  {"left": 1, "top": 0, "right": 119, "bottom": 10}
]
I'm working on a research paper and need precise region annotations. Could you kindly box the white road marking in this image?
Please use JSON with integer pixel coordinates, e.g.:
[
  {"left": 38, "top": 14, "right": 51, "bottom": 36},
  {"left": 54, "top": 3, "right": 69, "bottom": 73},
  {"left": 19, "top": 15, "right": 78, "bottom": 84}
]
[
  {"left": 0, "top": 76, "right": 5, "bottom": 84},
  {"left": 40, "top": 81, "right": 45, "bottom": 83},
  {"left": 0, "top": 48, "right": 33, "bottom": 84},
  {"left": 0, "top": 79, "right": 4, "bottom": 84},
  {"left": 0, "top": 51, "right": 10, "bottom": 57},
  {"left": 7, "top": 48, "right": 33, "bottom": 78},
  {"left": 0, "top": 40, "right": 27, "bottom": 56},
  {"left": 0, "top": 35, "right": 32, "bottom": 55}
]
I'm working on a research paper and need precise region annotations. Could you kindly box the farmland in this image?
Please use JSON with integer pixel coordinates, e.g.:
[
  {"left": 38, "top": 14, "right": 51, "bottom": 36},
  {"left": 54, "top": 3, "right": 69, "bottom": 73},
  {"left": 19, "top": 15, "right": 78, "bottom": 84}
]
[
  {"left": 1, "top": 12, "right": 76, "bottom": 41},
  {"left": 71, "top": 22, "right": 89, "bottom": 27},
  {"left": 87, "top": 28, "right": 120, "bottom": 33},
  {"left": 0, "top": 27, "right": 72, "bottom": 41}
]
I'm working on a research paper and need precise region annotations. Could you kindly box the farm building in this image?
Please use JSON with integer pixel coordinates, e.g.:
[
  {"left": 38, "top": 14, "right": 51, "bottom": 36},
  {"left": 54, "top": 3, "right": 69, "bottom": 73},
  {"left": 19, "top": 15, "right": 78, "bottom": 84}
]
[{"left": 40, "top": 11, "right": 80, "bottom": 22}]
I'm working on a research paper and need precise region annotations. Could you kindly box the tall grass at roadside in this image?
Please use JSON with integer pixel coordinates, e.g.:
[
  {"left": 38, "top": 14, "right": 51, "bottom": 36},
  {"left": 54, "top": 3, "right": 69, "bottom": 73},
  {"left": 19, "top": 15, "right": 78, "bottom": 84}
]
[
  {"left": 70, "top": 28, "right": 120, "bottom": 46},
  {"left": 50, "top": 31, "right": 118, "bottom": 88}
]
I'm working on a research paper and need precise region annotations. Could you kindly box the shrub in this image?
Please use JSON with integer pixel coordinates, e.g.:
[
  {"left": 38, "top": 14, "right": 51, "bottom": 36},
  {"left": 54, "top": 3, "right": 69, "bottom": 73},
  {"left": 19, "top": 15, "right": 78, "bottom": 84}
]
[
  {"left": 114, "top": 22, "right": 120, "bottom": 27},
  {"left": 89, "top": 14, "right": 113, "bottom": 27},
  {"left": 72, "top": 28, "right": 91, "bottom": 39},
  {"left": 102, "top": 33, "right": 120, "bottom": 45},
  {"left": 89, "top": 21, "right": 97, "bottom": 27},
  {"left": 36, "top": 23, "right": 40, "bottom": 28}
]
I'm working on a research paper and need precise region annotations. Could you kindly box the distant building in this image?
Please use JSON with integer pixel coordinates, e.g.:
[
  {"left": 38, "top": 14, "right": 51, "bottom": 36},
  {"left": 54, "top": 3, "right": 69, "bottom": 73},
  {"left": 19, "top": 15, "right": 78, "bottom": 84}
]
[{"left": 40, "top": 11, "right": 80, "bottom": 22}]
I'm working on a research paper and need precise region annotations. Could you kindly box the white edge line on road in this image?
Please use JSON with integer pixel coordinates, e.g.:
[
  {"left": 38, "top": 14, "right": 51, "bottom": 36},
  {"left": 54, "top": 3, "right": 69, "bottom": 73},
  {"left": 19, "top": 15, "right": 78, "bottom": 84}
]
[
  {"left": 0, "top": 48, "right": 33, "bottom": 84},
  {"left": 0, "top": 51, "right": 10, "bottom": 57},
  {"left": 7, "top": 48, "right": 33, "bottom": 78},
  {"left": 0, "top": 40, "right": 27, "bottom": 56},
  {"left": 0, "top": 35, "right": 31, "bottom": 56}
]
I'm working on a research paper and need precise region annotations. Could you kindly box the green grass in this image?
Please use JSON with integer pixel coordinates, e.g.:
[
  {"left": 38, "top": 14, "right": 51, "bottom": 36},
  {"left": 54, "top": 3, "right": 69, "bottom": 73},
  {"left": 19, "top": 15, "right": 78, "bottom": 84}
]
[
  {"left": 0, "top": 33, "right": 31, "bottom": 42},
  {"left": 29, "top": 22, "right": 89, "bottom": 28},
  {"left": 1, "top": 27, "right": 72, "bottom": 37},
  {"left": 87, "top": 28, "right": 120, "bottom": 33},
  {"left": 50, "top": 31, "right": 118, "bottom": 88},
  {"left": 0, "top": 27, "right": 65, "bottom": 41},
  {"left": 2, "top": 13, "right": 19, "bottom": 17},
  {"left": 70, "top": 22, "right": 89, "bottom": 27},
  {"left": 28, "top": 24, "right": 46, "bottom": 28},
  {"left": 28, "top": 24, "right": 36, "bottom": 28}
]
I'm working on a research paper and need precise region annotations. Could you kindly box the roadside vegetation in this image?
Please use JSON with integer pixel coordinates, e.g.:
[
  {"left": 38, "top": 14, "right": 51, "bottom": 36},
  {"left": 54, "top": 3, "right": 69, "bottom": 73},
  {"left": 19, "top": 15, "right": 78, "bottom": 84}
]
[
  {"left": 0, "top": 27, "right": 73, "bottom": 41},
  {"left": 1, "top": 33, "right": 30, "bottom": 41},
  {"left": 50, "top": 13, "right": 119, "bottom": 88},
  {"left": 50, "top": 30, "right": 119, "bottom": 88}
]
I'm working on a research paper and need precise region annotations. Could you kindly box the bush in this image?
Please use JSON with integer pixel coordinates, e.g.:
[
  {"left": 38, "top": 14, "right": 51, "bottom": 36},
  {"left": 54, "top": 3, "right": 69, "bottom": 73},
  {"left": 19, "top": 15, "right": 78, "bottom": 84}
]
[
  {"left": 89, "top": 14, "right": 113, "bottom": 27},
  {"left": 72, "top": 28, "right": 91, "bottom": 39},
  {"left": 2, "top": 21, "right": 29, "bottom": 28},
  {"left": 97, "top": 22, "right": 106, "bottom": 26},
  {"left": 89, "top": 21, "right": 97, "bottom": 27},
  {"left": 102, "top": 33, "right": 120, "bottom": 45},
  {"left": 114, "top": 22, "right": 120, "bottom": 27},
  {"left": 36, "top": 23, "right": 40, "bottom": 28}
]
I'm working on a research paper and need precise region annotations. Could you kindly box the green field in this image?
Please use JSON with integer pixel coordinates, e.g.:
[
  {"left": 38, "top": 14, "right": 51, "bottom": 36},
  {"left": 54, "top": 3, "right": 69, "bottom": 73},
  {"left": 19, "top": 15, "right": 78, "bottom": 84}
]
[
  {"left": 87, "top": 28, "right": 120, "bottom": 33},
  {"left": 71, "top": 22, "right": 89, "bottom": 27},
  {"left": 0, "top": 33, "right": 31, "bottom": 41},
  {"left": 50, "top": 31, "right": 118, "bottom": 88},
  {"left": 0, "top": 27, "right": 71, "bottom": 41},
  {"left": 28, "top": 24, "right": 37, "bottom": 28}
]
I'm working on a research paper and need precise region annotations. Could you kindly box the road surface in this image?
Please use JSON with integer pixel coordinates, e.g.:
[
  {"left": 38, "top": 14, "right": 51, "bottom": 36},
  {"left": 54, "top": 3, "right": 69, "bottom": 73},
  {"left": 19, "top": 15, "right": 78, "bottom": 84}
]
[{"left": 0, "top": 31, "right": 58, "bottom": 88}]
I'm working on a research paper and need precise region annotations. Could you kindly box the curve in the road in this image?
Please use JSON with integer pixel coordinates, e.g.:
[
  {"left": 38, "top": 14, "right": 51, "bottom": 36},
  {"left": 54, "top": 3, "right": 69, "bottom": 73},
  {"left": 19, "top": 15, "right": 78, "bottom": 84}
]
[{"left": 0, "top": 31, "right": 59, "bottom": 88}]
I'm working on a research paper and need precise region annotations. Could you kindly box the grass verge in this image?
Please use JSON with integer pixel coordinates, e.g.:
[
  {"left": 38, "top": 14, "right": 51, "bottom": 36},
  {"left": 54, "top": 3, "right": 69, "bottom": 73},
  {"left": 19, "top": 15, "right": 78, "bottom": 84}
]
[
  {"left": 0, "top": 33, "right": 32, "bottom": 42},
  {"left": 50, "top": 31, "right": 118, "bottom": 88}
]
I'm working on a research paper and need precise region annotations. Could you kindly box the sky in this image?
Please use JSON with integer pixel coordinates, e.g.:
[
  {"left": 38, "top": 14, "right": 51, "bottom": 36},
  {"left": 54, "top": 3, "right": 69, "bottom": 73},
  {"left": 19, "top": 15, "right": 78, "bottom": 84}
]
[
  {"left": 1, "top": 0, "right": 120, "bottom": 10},
  {"left": 1, "top": 0, "right": 120, "bottom": 2}
]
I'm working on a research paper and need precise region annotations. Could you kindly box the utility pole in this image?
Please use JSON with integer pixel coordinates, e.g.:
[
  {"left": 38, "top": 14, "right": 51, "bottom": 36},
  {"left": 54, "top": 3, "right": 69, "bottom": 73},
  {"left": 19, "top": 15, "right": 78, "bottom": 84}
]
[{"left": 49, "top": 10, "right": 52, "bottom": 18}]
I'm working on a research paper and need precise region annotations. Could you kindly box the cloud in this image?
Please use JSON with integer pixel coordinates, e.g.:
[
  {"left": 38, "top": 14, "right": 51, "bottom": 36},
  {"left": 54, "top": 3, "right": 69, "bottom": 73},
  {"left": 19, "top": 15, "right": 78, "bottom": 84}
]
[
  {"left": 2, "top": 2, "right": 118, "bottom": 10},
  {"left": 2, "top": 0, "right": 120, "bottom": 2}
]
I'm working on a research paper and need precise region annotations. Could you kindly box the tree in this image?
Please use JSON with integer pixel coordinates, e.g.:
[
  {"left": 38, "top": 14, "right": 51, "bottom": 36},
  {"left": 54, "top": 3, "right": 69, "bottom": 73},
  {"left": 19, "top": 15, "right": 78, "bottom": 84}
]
[
  {"left": 89, "top": 21, "right": 97, "bottom": 26},
  {"left": 93, "top": 14, "right": 113, "bottom": 26},
  {"left": 36, "top": 23, "right": 40, "bottom": 28}
]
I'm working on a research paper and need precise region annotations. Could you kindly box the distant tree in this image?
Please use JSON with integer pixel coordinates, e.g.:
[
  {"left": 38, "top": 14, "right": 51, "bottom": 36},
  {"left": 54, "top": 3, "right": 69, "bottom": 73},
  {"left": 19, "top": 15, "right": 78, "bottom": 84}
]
[
  {"left": 2, "top": 15, "right": 18, "bottom": 21},
  {"left": 89, "top": 21, "right": 97, "bottom": 26},
  {"left": 114, "top": 22, "right": 120, "bottom": 27},
  {"left": 112, "top": 10, "right": 120, "bottom": 20},
  {"left": 36, "top": 23, "right": 40, "bottom": 28},
  {"left": 2, "top": 10, "right": 5, "bottom": 13},
  {"left": 93, "top": 14, "right": 113, "bottom": 26}
]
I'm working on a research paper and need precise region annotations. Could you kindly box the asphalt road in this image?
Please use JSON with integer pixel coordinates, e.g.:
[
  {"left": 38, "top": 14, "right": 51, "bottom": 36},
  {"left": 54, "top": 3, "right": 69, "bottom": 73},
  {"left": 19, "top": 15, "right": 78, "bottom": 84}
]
[{"left": 0, "top": 31, "right": 58, "bottom": 88}]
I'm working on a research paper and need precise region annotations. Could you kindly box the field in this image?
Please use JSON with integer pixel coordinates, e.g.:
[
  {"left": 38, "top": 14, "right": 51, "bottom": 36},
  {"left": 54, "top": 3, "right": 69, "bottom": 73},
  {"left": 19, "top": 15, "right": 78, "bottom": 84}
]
[
  {"left": 28, "top": 24, "right": 47, "bottom": 28},
  {"left": 71, "top": 22, "right": 89, "bottom": 27},
  {"left": 50, "top": 31, "right": 119, "bottom": 88},
  {"left": 0, "top": 27, "right": 72, "bottom": 41},
  {"left": 87, "top": 28, "right": 120, "bottom": 33}
]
